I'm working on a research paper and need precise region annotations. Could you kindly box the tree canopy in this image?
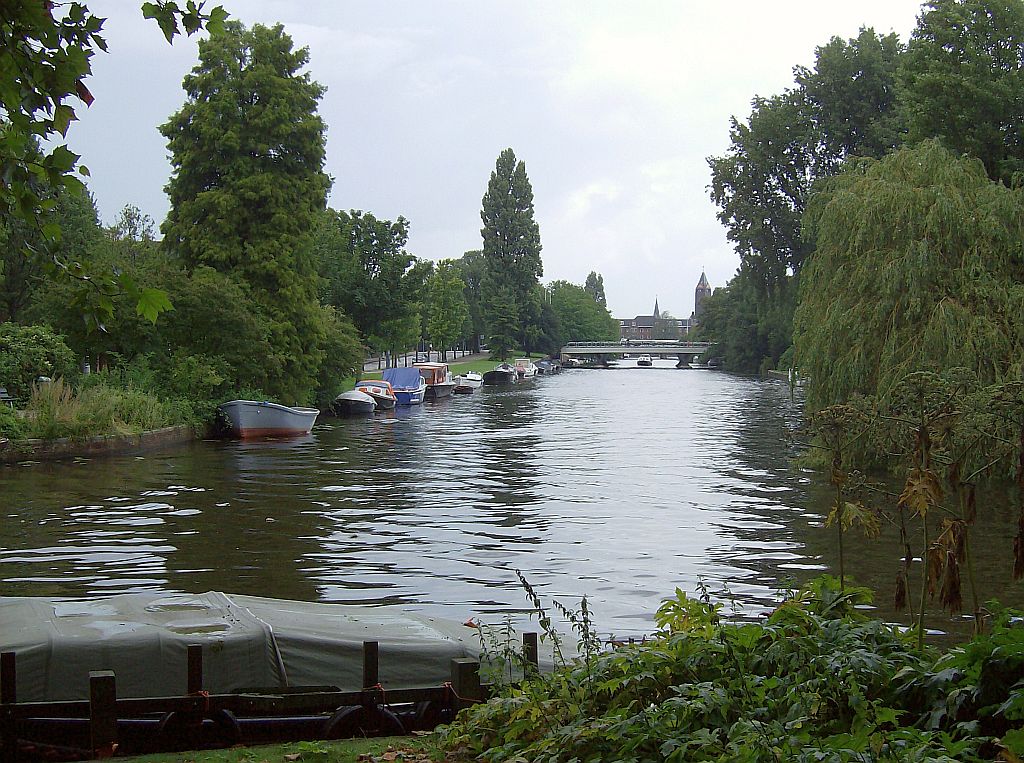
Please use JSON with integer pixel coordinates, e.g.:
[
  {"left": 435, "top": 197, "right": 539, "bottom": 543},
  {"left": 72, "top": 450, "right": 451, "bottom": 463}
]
[
  {"left": 794, "top": 140, "right": 1024, "bottom": 411},
  {"left": 0, "top": 1, "right": 225, "bottom": 327},
  {"left": 426, "top": 260, "right": 469, "bottom": 360},
  {"left": 161, "top": 20, "right": 330, "bottom": 402},
  {"left": 480, "top": 148, "right": 543, "bottom": 353},
  {"left": 548, "top": 281, "right": 617, "bottom": 343},
  {"left": 898, "top": 0, "right": 1024, "bottom": 186},
  {"left": 584, "top": 271, "right": 607, "bottom": 307}
]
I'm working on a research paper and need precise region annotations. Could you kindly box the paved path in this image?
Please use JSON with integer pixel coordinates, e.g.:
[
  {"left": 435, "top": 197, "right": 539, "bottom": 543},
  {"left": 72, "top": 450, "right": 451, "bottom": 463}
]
[{"left": 361, "top": 351, "right": 488, "bottom": 373}]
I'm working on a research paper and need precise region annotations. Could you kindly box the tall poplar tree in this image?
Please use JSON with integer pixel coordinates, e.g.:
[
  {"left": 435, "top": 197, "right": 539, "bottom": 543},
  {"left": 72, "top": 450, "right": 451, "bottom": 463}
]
[
  {"left": 479, "top": 148, "right": 543, "bottom": 355},
  {"left": 161, "top": 21, "right": 330, "bottom": 402}
]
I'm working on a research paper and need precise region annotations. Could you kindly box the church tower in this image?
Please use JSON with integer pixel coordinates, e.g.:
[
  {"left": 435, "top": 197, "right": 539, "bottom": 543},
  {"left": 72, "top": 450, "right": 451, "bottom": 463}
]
[
  {"left": 653, "top": 298, "right": 660, "bottom": 320},
  {"left": 694, "top": 272, "right": 711, "bottom": 320}
]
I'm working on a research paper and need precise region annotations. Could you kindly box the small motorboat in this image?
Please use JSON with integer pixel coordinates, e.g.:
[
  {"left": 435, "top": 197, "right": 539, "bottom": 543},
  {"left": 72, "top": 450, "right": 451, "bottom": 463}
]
[
  {"left": 514, "top": 358, "right": 538, "bottom": 379},
  {"left": 534, "top": 360, "right": 561, "bottom": 375},
  {"left": 414, "top": 362, "right": 457, "bottom": 401},
  {"left": 333, "top": 389, "right": 376, "bottom": 415},
  {"left": 355, "top": 379, "right": 397, "bottom": 409},
  {"left": 636, "top": 354, "right": 653, "bottom": 367},
  {"left": 382, "top": 367, "right": 427, "bottom": 405},
  {"left": 453, "top": 371, "right": 483, "bottom": 394},
  {"left": 482, "top": 363, "right": 518, "bottom": 385},
  {"left": 218, "top": 400, "right": 319, "bottom": 438}
]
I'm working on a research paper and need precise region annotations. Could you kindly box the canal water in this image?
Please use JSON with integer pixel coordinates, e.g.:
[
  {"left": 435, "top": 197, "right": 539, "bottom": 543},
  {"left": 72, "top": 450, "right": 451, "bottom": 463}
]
[{"left": 2, "top": 362, "right": 1022, "bottom": 640}]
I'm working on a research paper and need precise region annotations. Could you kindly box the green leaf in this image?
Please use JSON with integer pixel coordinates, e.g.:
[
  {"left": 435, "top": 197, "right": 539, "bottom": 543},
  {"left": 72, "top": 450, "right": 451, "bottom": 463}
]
[{"left": 136, "top": 287, "right": 174, "bottom": 323}]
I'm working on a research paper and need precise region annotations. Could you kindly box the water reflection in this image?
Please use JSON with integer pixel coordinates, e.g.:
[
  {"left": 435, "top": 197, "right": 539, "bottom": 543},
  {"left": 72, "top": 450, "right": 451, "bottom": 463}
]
[{"left": 3, "top": 369, "right": 1024, "bottom": 640}]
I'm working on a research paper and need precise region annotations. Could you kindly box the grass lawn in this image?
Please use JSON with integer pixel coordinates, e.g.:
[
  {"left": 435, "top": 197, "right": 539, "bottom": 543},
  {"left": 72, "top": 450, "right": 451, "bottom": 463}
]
[{"left": 115, "top": 736, "right": 438, "bottom": 763}]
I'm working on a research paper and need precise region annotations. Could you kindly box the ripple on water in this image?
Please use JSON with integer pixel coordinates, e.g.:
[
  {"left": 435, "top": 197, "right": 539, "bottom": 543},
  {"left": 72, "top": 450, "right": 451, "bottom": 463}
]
[{"left": 1, "top": 370, "right": 1020, "bottom": 639}]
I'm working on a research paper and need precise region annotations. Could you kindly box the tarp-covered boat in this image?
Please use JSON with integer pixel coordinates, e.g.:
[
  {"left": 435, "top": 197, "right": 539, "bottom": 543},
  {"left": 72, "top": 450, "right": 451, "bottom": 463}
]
[
  {"left": 382, "top": 368, "right": 426, "bottom": 405},
  {"left": 0, "top": 592, "right": 486, "bottom": 702}
]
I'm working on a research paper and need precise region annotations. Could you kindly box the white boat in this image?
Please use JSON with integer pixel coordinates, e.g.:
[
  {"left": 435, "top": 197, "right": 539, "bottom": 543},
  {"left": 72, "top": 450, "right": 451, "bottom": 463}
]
[
  {"left": 218, "top": 400, "right": 319, "bottom": 438},
  {"left": 453, "top": 371, "right": 483, "bottom": 394},
  {"left": 482, "top": 363, "right": 518, "bottom": 385},
  {"left": 355, "top": 379, "right": 397, "bottom": 409},
  {"left": 414, "top": 362, "right": 457, "bottom": 401},
  {"left": 514, "top": 358, "right": 538, "bottom": 379},
  {"left": 333, "top": 389, "right": 376, "bottom": 415},
  {"left": 636, "top": 354, "right": 653, "bottom": 367},
  {"left": 382, "top": 367, "right": 427, "bottom": 405}
]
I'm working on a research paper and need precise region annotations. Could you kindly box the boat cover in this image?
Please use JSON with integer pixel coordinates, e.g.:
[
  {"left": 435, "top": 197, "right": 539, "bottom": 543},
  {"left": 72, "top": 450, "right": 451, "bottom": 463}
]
[
  {"left": 0, "top": 591, "right": 480, "bottom": 702},
  {"left": 382, "top": 367, "right": 422, "bottom": 390}
]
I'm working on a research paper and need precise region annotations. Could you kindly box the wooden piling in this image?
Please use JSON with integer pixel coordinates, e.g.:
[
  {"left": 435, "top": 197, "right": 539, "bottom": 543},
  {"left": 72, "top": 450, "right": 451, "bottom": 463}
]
[
  {"left": 523, "top": 632, "right": 539, "bottom": 673},
  {"left": 449, "top": 658, "right": 481, "bottom": 710},
  {"left": 187, "top": 644, "right": 203, "bottom": 695},
  {"left": 88, "top": 671, "right": 117, "bottom": 758},
  {"left": 362, "top": 641, "right": 379, "bottom": 688},
  {"left": 1, "top": 652, "right": 16, "bottom": 763}
]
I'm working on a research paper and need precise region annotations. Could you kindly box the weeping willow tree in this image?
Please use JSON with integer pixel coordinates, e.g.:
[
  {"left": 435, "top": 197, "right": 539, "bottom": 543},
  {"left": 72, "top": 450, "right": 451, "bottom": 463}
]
[{"left": 794, "top": 140, "right": 1024, "bottom": 412}]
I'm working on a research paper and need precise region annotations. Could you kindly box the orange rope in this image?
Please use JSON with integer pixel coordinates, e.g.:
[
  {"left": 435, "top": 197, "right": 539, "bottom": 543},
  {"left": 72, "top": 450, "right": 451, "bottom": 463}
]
[{"left": 442, "top": 681, "right": 481, "bottom": 705}]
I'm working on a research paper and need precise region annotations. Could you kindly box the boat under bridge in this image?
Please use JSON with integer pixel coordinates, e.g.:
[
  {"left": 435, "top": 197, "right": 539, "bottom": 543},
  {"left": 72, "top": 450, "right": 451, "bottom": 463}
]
[{"left": 561, "top": 340, "right": 712, "bottom": 367}]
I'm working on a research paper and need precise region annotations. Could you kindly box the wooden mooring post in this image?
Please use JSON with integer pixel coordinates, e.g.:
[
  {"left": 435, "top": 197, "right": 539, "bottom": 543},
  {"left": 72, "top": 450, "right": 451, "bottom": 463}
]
[
  {"left": 1, "top": 652, "right": 16, "bottom": 763},
  {"left": 449, "top": 658, "right": 481, "bottom": 711},
  {"left": 523, "top": 632, "right": 539, "bottom": 673},
  {"left": 187, "top": 644, "right": 203, "bottom": 695},
  {"left": 89, "top": 670, "right": 117, "bottom": 758}
]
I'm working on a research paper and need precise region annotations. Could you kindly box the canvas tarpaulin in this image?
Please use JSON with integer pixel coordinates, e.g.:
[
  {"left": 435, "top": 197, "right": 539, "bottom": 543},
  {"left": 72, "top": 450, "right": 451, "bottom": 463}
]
[{"left": 0, "top": 591, "right": 479, "bottom": 702}]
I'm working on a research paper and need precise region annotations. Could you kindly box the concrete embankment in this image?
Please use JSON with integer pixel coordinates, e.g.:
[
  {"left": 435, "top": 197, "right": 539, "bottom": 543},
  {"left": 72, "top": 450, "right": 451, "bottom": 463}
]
[{"left": 0, "top": 424, "right": 200, "bottom": 465}]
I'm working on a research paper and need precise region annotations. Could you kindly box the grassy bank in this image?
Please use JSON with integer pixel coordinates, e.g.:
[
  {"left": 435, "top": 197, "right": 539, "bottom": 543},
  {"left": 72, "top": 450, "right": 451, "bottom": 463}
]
[
  {"left": 0, "top": 378, "right": 203, "bottom": 442},
  {"left": 115, "top": 737, "right": 433, "bottom": 763}
]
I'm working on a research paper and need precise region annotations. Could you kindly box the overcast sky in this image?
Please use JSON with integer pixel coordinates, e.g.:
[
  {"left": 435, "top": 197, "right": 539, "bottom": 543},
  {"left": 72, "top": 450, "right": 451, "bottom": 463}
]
[{"left": 71, "top": 1, "right": 924, "bottom": 318}]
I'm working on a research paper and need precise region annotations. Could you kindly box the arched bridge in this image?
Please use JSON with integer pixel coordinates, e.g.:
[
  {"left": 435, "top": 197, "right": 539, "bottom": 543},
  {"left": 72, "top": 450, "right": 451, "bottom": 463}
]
[{"left": 561, "top": 341, "right": 712, "bottom": 366}]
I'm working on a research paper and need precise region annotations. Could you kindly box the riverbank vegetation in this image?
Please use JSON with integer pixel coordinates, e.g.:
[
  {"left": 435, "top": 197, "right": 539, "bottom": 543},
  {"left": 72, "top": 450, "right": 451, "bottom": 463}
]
[
  {"left": 0, "top": 6, "right": 615, "bottom": 441},
  {"left": 701, "top": 0, "right": 1024, "bottom": 394},
  {"left": 435, "top": 576, "right": 1024, "bottom": 762}
]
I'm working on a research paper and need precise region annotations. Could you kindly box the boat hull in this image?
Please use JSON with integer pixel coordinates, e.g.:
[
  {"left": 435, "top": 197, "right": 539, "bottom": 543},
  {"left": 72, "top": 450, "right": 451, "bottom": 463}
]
[
  {"left": 482, "top": 369, "right": 517, "bottom": 385},
  {"left": 365, "top": 392, "right": 396, "bottom": 409},
  {"left": 333, "top": 391, "right": 376, "bottom": 415},
  {"left": 219, "top": 400, "right": 318, "bottom": 438},
  {"left": 453, "top": 374, "right": 483, "bottom": 394},
  {"left": 394, "top": 388, "right": 425, "bottom": 405},
  {"left": 424, "top": 381, "right": 456, "bottom": 401}
]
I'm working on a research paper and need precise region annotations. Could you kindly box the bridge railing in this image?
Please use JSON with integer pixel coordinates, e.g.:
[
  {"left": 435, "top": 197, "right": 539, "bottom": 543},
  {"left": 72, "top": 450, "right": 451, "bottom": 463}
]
[{"left": 563, "top": 341, "right": 712, "bottom": 349}]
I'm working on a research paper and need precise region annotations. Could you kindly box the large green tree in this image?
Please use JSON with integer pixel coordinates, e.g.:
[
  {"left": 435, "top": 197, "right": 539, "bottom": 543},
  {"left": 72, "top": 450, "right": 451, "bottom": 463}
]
[
  {"left": 425, "top": 260, "right": 469, "bottom": 361},
  {"left": 794, "top": 141, "right": 1024, "bottom": 412},
  {"left": 707, "top": 27, "right": 904, "bottom": 372},
  {"left": 453, "top": 250, "right": 487, "bottom": 353},
  {"left": 584, "top": 271, "right": 607, "bottom": 307},
  {"left": 898, "top": 0, "right": 1024, "bottom": 186},
  {"left": 480, "top": 148, "right": 543, "bottom": 353},
  {"left": 548, "top": 281, "right": 616, "bottom": 343},
  {"left": 314, "top": 209, "right": 430, "bottom": 360},
  {"left": 161, "top": 21, "right": 329, "bottom": 402}
]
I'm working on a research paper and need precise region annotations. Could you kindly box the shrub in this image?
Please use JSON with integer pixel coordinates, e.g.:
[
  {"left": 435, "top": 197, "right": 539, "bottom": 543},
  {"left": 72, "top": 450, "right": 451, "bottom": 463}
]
[{"left": 0, "top": 323, "right": 77, "bottom": 401}]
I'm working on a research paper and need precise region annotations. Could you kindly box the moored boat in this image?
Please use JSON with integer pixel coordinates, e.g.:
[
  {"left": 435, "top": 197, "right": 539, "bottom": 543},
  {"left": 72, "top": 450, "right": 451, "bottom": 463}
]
[
  {"left": 414, "top": 362, "right": 457, "bottom": 401},
  {"left": 534, "top": 359, "right": 561, "bottom": 375},
  {"left": 333, "top": 389, "right": 377, "bottom": 415},
  {"left": 514, "top": 358, "right": 538, "bottom": 379},
  {"left": 355, "top": 379, "right": 397, "bottom": 409},
  {"left": 636, "top": 354, "right": 653, "bottom": 367},
  {"left": 218, "top": 400, "right": 319, "bottom": 438},
  {"left": 482, "top": 363, "right": 518, "bottom": 385},
  {"left": 382, "top": 367, "right": 427, "bottom": 405},
  {"left": 453, "top": 371, "right": 483, "bottom": 394}
]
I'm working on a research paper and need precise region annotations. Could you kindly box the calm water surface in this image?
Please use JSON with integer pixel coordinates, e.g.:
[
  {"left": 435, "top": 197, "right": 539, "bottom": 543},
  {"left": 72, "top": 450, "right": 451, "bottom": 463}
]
[{"left": 3, "top": 363, "right": 1022, "bottom": 638}]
